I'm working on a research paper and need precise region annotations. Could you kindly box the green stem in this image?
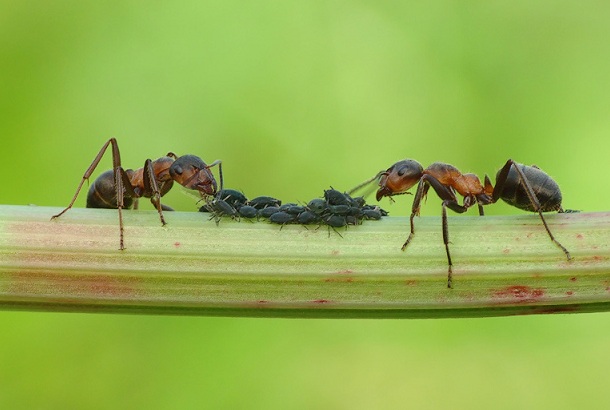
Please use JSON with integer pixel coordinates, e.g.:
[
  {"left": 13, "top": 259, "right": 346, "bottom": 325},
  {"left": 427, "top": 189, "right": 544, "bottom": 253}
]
[{"left": 1, "top": 205, "right": 609, "bottom": 318}]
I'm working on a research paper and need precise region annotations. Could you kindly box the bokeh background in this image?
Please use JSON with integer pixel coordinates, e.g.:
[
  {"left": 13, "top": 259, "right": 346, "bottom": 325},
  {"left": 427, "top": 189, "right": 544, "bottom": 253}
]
[{"left": 1, "top": 1, "right": 610, "bottom": 408}]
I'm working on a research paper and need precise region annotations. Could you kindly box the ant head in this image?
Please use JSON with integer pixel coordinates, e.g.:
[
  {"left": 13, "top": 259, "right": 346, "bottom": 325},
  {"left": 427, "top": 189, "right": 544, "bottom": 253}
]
[
  {"left": 169, "top": 155, "right": 218, "bottom": 196},
  {"left": 376, "top": 159, "right": 423, "bottom": 201}
]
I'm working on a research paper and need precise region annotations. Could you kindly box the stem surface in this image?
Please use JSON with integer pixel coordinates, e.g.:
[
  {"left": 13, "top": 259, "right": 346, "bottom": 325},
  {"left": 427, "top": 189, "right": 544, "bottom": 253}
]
[{"left": 1, "top": 205, "right": 608, "bottom": 318}]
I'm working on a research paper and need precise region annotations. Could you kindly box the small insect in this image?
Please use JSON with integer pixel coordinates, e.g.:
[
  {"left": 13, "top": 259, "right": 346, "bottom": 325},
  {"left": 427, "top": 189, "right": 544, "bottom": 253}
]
[
  {"left": 324, "top": 188, "right": 351, "bottom": 206},
  {"left": 216, "top": 189, "right": 248, "bottom": 208},
  {"left": 258, "top": 206, "right": 281, "bottom": 218},
  {"left": 361, "top": 159, "right": 572, "bottom": 288},
  {"left": 51, "top": 138, "right": 222, "bottom": 249},
  {"left": 281, "top": 205, "right": 306, "bottom": 215},
  {"left": 269, "top": 211, "right": 297, "bottom": 226},
  {"left": 306, "top": 199, "right": 328, "bottom": 215},
  {"left": 206, "top": 198, "right": 239, "bottom": 224},
  {"left": 256, "top": 187, "right": 387, "bottom": 233},
  {"left": 361, "top": 207, "right": 383, "bottom": 220},
  {"left": 237, "top": 205, "right": 258, "bottom": 219},
  {"left": 297, "top": 210, "right": 321, "bottom": 225},
  {"left": 247, "top": 196, "right": 282, "bottom": 210}
]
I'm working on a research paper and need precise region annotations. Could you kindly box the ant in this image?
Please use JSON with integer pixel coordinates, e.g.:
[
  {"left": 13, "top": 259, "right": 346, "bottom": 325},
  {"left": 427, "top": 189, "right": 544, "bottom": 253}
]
[
  {"left": 51, "top": 138, "right": 222, "bottom": 250},
  {"left": 352, "top": 159, "right": 572, "bottom": 288}
]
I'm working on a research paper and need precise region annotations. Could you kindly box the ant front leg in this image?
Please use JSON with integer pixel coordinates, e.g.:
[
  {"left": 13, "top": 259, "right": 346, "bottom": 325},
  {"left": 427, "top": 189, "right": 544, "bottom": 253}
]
[
  {"left": 142, "top": 159, "right": 168, "bottom": 226},
  {"left": 51, "top": 137, "right": 121, "bottom": 220},
  {"left": 402, "top": 174, "right": 461, "bottom": 251},
  {"left": 401, "top": 178, "right": 427, "bottom": 251},
  {"left": 494, "top": 160, "right": 571, "bottom": 260}
]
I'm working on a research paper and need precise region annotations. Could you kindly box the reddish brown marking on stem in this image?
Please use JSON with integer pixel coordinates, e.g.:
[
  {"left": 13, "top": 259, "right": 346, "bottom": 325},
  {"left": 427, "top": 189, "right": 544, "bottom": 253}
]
[
  {"left": 312, "top": 299, "right": 330, "bottom": 304},
  {"left": 569, "top": 277, "right": 577, "bottom": 282},
  {"left": 174, "top": 242, "right": 181, "bottom": 247},
  {"left": 576, "top": 234, "right": 584, "bottom": 239},
  {"left": 566, "top": 291, "right": 574, "bottom": 296},
  {"left": 405, "top": 279, "right": 418, "bottom": 286},
  {"left": 502, "top": 248, "right": 510, "bottom": 254},
  {"left": 324, "top": 277, "right": 354, "bottom": 283},
  {"left": 492, "top": 285, "right": 545, "bottom": 303},
  {"left": 8, "top": 271, "right": 138, "bottom": 298}
]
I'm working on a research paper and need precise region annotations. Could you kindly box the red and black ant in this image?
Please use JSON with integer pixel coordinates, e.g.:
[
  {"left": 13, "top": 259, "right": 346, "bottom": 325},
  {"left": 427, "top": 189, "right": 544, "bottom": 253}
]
[
  {"left": 51, "top": 138, "right": 222, "bottom": 250},
  {"left": 352, "top": 159, "right": 572, "bottom": 288}
]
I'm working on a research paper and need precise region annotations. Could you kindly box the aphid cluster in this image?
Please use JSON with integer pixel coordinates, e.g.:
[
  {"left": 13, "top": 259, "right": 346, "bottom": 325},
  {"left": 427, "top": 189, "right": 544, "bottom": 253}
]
[
  {"left": 199, "top": 190, "right": 276, "bottom": 222},
  {"left": 200, "top": 188, "right": 388, "bottom": 229}
]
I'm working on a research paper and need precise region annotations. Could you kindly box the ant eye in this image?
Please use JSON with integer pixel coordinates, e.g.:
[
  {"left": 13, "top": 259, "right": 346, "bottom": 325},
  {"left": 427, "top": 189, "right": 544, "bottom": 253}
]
[
  {"left": 397, "top": 167, "right": 407, "bottom": 177},
  {"left": 172, "top": 165, "right": 183, "bottom": 175}
]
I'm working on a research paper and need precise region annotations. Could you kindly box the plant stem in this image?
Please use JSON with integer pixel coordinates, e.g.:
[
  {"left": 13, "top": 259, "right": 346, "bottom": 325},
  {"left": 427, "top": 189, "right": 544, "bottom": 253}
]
[{"left": 0, "top": 205, "right": 609, "bottom": 318}]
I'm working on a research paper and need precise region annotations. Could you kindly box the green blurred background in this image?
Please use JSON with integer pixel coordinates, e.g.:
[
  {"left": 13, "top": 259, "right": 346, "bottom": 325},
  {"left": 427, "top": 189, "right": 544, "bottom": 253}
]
[{"left": 1, "top": 1, "right": 609, "bottom": 408}]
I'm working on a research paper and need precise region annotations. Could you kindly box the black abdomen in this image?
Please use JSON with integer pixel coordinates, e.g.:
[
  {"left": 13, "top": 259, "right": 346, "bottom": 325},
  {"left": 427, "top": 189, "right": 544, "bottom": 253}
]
[
  {"left": 496, "top": 164, "right": 562, "bottom": 212},
  {"left": 86, "top": 170, "right": 134, "bottom": 209}
]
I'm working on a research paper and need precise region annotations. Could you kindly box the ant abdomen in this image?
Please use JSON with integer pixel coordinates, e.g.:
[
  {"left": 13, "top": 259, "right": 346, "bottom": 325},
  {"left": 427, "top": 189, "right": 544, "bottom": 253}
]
[
  {"left": 496, "top": 164, "right": 562, "bottom": 212},
  {"left": 86, "top": 170, "right": 135, "bottom": 209}
]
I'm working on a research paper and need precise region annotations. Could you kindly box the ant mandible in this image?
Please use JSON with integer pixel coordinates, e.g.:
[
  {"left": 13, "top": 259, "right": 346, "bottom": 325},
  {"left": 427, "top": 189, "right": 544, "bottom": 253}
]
[
  {"left": 51, "top": 138, "right": 222, "bottom": 250},
  {"left": 352, "top": 159, "right": 572, "bottom": 288}
]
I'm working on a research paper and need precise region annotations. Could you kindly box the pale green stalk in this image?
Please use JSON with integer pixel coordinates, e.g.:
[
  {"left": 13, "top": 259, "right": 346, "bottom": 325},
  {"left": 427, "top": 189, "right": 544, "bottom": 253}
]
[{"left": 0, "top": 205, "right": 608, "bottom": 318}]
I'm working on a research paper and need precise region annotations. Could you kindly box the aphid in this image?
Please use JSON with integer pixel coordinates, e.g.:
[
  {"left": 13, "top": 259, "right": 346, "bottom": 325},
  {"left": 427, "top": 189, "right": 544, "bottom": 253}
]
[
  {"left": 217, "top": 189, "right": 248, "bottom": 208},
  {"left": 283, "top": 205, "right": 306, "bottom": 215},
  {"left": 328, "top": 204, "right": 351, "bottom": 216},
  {"left": 237, "top": 205, "right": 258, "bottom": 219},
  {"left": 278, "top": 203, "right": 298, "bottom": 212},
  {"left": 346, "top": 215, "right": 360, "bottom": 225},
  {"left": 369, "top": 158, "right": 572, "bottom": 288},
  {"left": 269, "top": 211, "right": 297, "bottom": 225},
  {"left": 297, "top": 210, "right": 321, "bottom": 225},
  {"left": 206, "top": 199, "right": 239, "bottom": 224},
  {"left": 51, "top": 138, "right": 221, "bottom": 250},
  {"left": 325, "top": 214, "right": 347, "bottom": 228},
  {"left": 306, "top": 198, "right": 328, "bottom": 215},
  {"left": 361, "top": 208, "right": 383, "bottom": 220},
  {"left": 258, "top": 206, "right": 281, "bottom": 218},
  {"left": 349, "top": 196, "right": 366, "bottom": 208},
  {"left": 248, "top": 196, "right": 282, "bottom": 210},
  {"left": 324, "top": 188, "right": 351, "bottom": 206}
]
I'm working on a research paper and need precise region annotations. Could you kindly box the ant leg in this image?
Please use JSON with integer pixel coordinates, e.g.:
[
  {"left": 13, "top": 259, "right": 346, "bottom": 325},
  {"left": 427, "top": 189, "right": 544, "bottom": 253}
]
[
  {"left": 401, "top": 175, "right": 462, "bottom": 251},
  {"left": 142, "top": 158, "right": 168, "bottom": 226},
  {"left": 51, "top": 137, "right": 121, "bottom": 219},
  {"left": 441, "top": 201, "right": 453, "bottom": 289},
  {"left": 495, "top": 160, "right": 571, "bottom": 260},
  {"left": 401, "top": 179, "right": 427, "bottom": 250},
  {"left": 115, "top": 166, "right": 138, "bottom": 251}
]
